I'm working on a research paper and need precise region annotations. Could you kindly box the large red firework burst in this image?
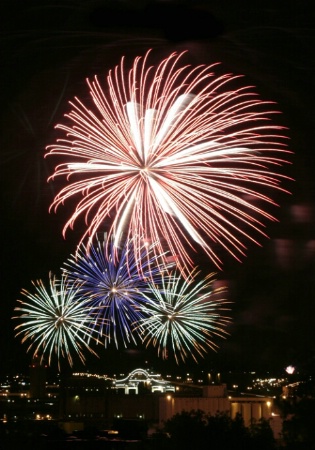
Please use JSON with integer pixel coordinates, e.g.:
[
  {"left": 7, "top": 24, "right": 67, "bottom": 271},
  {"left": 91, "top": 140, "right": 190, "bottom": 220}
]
[{"left": 46, "top": 50, "right": 291, "bottom": 274}]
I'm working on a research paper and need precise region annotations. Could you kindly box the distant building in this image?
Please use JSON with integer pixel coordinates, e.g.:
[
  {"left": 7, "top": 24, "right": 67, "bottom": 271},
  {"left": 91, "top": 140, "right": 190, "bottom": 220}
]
[
  {"left": 59, "top": 368, "right": 278, "bottom": 435},
  {"left": 29, "top": 356, "right": 46, "bottom": 399},
  {"left": 159, "top": 383, "right": 274, "bottom": 426}
]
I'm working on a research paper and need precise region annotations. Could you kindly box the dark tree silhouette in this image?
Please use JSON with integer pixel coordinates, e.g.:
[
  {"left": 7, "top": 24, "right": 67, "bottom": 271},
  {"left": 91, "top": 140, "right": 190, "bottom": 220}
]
[
  {"left": 250, "top": 417, "right": 277, "bottom": 450},
  {"left": 162, "top": 409, "right": 276, "bottom": 450},
  {"left": 282, "top": 398, "right": 315, "bottom": 449}
]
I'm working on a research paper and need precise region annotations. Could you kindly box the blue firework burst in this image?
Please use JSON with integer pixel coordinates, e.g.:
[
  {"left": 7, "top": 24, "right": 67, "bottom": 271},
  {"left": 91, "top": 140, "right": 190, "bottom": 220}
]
[{"left": 63, "top": 236, "right": 171, "bottom": 348}]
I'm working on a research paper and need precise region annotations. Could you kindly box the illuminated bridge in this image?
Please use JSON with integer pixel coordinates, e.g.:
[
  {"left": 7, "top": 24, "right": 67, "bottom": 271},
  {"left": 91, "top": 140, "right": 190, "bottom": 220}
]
[{"left": 113, "top": 368, "right": 175, "bottom": 394}]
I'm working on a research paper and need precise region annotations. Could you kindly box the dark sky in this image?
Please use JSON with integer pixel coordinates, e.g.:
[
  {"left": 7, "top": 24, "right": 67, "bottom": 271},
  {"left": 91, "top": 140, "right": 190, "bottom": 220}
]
[{"left": 1, "top": 0, "right": 315, "bottom": 378}]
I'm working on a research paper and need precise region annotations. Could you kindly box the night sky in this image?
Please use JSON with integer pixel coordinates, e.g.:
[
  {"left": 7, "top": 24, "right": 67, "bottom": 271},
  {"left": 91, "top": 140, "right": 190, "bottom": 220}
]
[{"left": 1, "top": 0, "right": 314, "bottom": 377}]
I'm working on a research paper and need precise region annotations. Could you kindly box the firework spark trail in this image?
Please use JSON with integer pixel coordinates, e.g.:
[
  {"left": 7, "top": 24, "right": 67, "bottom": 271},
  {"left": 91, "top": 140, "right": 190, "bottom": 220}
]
[
  {"left": 62, "top": 236, "right": 172, "bottom": 348},
  {"left": 13, "top": 273, "right": 101, "bottom": 370},
  {"left": 46, "top": 50, "right": 291, "bottom": 275},
  {"left": 135, "top": 269, "right": 231, "bottom": 364}
]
